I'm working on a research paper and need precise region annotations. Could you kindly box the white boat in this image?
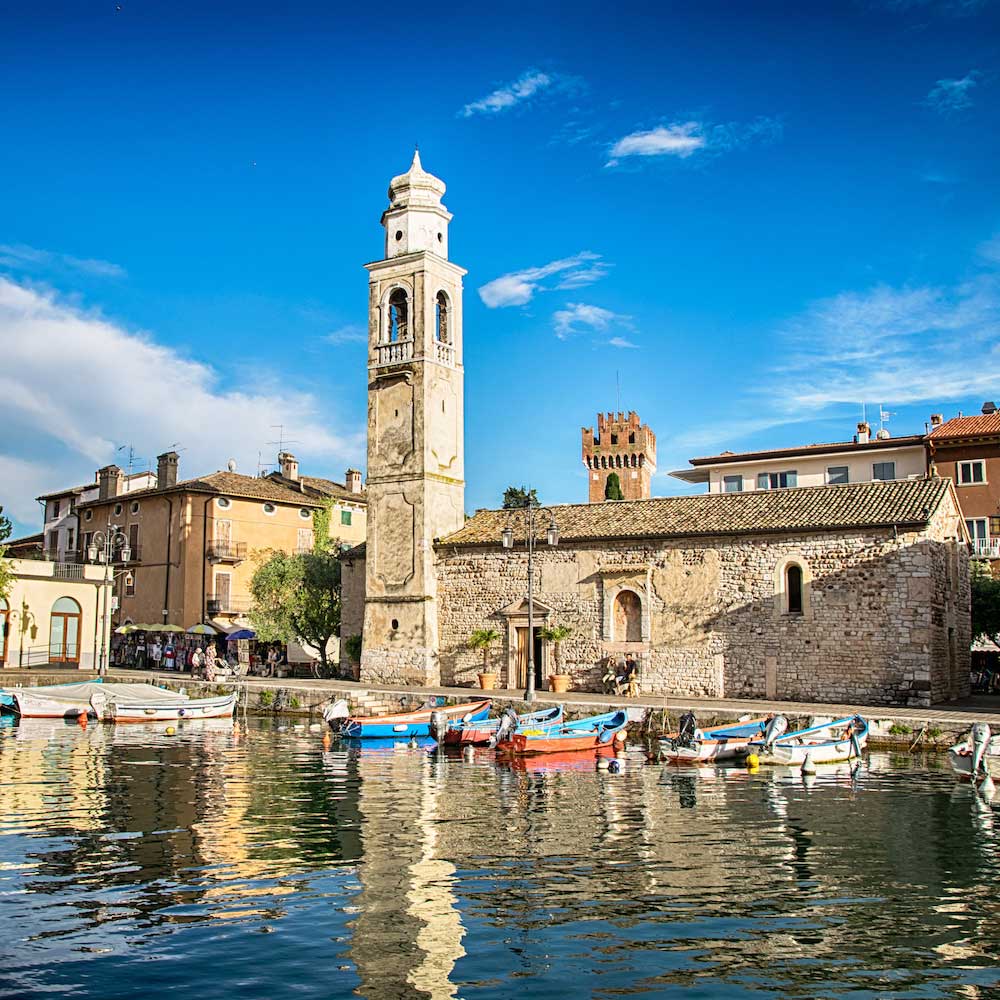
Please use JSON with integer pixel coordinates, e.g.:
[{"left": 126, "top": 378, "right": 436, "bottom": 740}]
[
  {"left": 745, "top": 714, "right": 869, "bottom": 766},
  {"left": 948, "top": 723, "right": 1000, "bottom": 779},
  {"left": 11, "top": 681, "right": 189, "bottom": 719},
  {"left": 89, "top": 689, "right": 237, "bottom": 723},
  {"left": 659, "top": 713, "right": 770, "bottom": 764}
]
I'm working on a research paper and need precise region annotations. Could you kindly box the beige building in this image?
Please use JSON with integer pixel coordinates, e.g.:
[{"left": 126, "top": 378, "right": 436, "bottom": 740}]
[
  {"left": 45, "top": 450, "right": 365, "bottom": 631},
  {"left": 670, "top": 423, "right": 926, "bottom": 494},
  {"left": 1, "top": 558, "right": 110, "bottom": 670}
]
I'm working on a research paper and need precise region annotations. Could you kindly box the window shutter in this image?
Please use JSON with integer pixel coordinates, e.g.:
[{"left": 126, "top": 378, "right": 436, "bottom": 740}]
[{"left": 757, "top": 473, "right": 769, "bottom": 489}]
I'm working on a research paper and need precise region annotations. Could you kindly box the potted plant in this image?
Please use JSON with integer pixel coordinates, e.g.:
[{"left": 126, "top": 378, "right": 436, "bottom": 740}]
[
  {"left": 468, "top": 628, "right": 502, "bottom": 689},
  {"left": 540, "top": 624, "right": 573, "bottom": 692}
]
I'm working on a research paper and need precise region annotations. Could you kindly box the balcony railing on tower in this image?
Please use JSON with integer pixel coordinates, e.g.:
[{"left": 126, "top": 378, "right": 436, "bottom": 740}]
[
  {"left": 434, "top": 341, "right": 455, "bottom": 366},
  {"left": 377, "top": 338, "right": 413, "bottom": 366}
]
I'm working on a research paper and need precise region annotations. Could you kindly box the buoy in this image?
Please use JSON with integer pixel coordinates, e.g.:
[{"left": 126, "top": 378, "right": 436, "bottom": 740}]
[
  {"left": 596, "top": 757, "right": 611, "bottom": 770},
  {"left": 77, "top": 711, "right": 87, "bottom": 728},
  {"left": 462, "top": 743, "right": 475, "bottom": 758},
  {"left": 745, "top": 753, "right": 759, "bottom": 769},
  {"left": 801, "top": 752, "right": 817, "bottom": 776},
  {"left": 322, "top": 732, "right": 332, "bottom": 750},
  {"left": 801, "top": 773, "right": 816, "bottom": 790},
  {"left": 614, "top": 730, "right": 627, "bottom": 744},
  {"left": 165, "top": 726, "right": 176, "bottom": 736},
  {"left": 608, "top": 758, "right": 622, "bottom": 773}
]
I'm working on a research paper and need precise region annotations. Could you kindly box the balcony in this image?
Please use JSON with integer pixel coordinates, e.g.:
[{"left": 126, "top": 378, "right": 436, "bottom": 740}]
[
  {"left": 207, "top": 541, "right": 248, "bottom": 563},
  {"left": 54, "top": 562, "right": 85, "bottom": 580},
  {"left": 972, "top": 539, "right": 1000, "bottom": 559},
  {"left": 377, "top": 338, "right": 413, "bottom": 366},
  {"left": 434, "top": 341, "right": 455, "bottom": 366},
  {"left": 206, "top": 594, "right": 252, "bottom": 615}
]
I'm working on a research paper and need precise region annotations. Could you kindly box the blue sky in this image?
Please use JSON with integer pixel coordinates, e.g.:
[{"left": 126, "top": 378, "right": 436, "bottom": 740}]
[{"left": 1, "top": 0, "right": 999, "bottom": 534}]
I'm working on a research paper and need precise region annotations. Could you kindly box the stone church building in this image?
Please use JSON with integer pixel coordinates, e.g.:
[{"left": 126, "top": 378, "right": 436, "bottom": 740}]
[{"left": 341, "top": 153, "right": 971, "bottom": 707}]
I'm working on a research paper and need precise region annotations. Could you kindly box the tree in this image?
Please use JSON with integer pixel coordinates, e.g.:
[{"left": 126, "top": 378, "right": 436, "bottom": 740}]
[
  {"left": 604, "top": 472, "right": 624, "bottom": 501},
  {"left": 503, "top": 486, "right": 539, "bottom": 509},
  {"left": 468, "top": 627, "right": 501, "bottom": 674},
  {"left": 249, "top": 546, "right": 343, "bottom": 676},
  {"left": 539, "top": 623, "right": 573, "bottom": 672},
  {"left": 972, "top": 563, "right": 1000, "bottom": 647},
  {"left": 0, "top": 505, "right": 12, "bottom": 602}
]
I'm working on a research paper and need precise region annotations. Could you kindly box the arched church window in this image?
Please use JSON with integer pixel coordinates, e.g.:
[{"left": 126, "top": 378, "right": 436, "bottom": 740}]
[
  {"left": 601, "top": 456, "right": 607, "bottom": 469},
  {"left": 616, "top": 455, "right": 622, "bottom": 468},
  {"left": 613, "top": 590, "right": 642, "bottom": 642},
  {"left": 435, "top": 291, "right": 450, "bottom": 343},
  {"left": 786, "top": 565, "right": 803, "bottom": 615},
  {"left": 638, "top": 454, "right": 644, "bottom": 467},
  {"left": 387, "top": 289, "right": 408, "bottom": 343}
]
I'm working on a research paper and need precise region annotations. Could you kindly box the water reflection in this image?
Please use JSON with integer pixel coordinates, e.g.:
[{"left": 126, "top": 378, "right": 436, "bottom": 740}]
[{"left": 1, "top": 721, "right": 999, "bottom": 999}]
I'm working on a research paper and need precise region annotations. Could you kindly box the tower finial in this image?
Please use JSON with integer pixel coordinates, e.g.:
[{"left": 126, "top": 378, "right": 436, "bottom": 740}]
[{"left": 411, "top": 146, "right": 422, "bottom": 171}]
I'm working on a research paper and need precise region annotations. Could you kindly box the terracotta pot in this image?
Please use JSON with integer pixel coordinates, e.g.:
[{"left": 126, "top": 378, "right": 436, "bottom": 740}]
[
  {"left": 549, "top": 673, "right": 571, "bottom": 693},
  {"left": 478, "top": 672, "right": 498, "bottom": 690}
]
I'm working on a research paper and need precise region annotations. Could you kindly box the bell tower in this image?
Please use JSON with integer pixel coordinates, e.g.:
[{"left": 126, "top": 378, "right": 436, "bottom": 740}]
[{"left": 360, "top": 150, "right": 466, "bottom": 685}]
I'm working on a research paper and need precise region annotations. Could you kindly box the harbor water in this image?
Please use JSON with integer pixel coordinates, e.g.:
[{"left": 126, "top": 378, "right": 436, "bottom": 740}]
[{"left": 1, "top": 716, "right": 998, "bottom": 999}]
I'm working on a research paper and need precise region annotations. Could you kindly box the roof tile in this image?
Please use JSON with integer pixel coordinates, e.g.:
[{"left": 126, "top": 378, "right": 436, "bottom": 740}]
[{"left": 929, "top": 412, "right": 1000, "bottom": 440}]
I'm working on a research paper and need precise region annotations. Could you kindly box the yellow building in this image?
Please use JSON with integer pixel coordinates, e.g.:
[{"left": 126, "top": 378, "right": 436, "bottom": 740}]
[
  {"left": 57, "top": 451, "right": 365, "bottom": 631},
  {"left": 0, "top": 558, "right": 110, "bottom": 670}
]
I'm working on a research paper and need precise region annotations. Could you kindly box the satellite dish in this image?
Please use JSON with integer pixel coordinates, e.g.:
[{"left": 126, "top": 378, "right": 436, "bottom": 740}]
[{"left": 227, "top": 459, "right": 237, "bottom": 472}]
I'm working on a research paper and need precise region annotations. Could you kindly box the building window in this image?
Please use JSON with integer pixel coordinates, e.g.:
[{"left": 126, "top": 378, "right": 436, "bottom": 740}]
[
  {"left": 84, "top": 509, "right": 93, "bottom": 522},
  {"left": 723, "top": 475, "right": 743, "bottom": 493},
  {"left": 786, "top": 565, "right": 803, "bottom": 614},
  {"left": 130, "top": 501, "right": 140, "bottom": 514},
  {"left": 958, "top": 460, "right": 986, "bottom": 485},
  {"left": 967, "top": 518, "right": 988, "bottom": 543},
  {"left": 435, "top": 291, "right": 450, "bottom": 343},
  {"left": 114, "top": 502, "right": 123, "bottom": 516},
  {"left": 757, "top": 471, "right": 798, "bottom": 489},
  {"left": 50, "top": 596, "right": 82, "bottom": 663},
  {"left": 872, "top": 462, "right": 896, "bottom": 481},
  {"left": 217, "top": 497, "right": 232, "bottom": 509},
  {"left": 299, "top": 508, "right": 312, "bottom": 520},
  {"left": 613, "top": 590, "right": 642, "bottom": 642},
  {"left": 387, "top": 288, "right": 408, "bottom": 342},
  {"left": 827, "top": 466, "right": 849, "bottom": 485},
  {"left": 262, "top": 502, "right": 276, "bottom": 516},
  {"left": 297, "top": 527, "right": 313, "bottom": 553},
  {"left": 341, "top": 510, "right": 352, "bottom": 526}
]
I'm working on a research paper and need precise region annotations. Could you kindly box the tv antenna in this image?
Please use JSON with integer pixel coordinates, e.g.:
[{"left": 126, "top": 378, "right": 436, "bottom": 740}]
[{"left": 267, "top": 424, "right": 299, "bottom": 456}]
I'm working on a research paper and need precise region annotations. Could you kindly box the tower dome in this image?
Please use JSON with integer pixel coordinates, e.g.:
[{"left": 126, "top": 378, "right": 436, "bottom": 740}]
[
  {"left": 387, "top": 148, "right": 446, "bottom": 209},
  {"left": 381, "top": 149, "right": 452, "bottom": 259}
]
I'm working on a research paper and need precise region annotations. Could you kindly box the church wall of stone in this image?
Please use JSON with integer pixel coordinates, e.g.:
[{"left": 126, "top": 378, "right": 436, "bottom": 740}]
[{"left": 434, "top": 509, "right": 969, "bottom": 706}]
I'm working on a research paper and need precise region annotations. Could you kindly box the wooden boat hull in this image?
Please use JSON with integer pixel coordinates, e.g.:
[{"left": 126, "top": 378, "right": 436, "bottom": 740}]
[
  {"left": 104, "top": 693, "right": 237, "bottom": 723},
  {"left": 745, "top": 715, "right": 869, "bottom": 765},
  {"left": 341, "top": 700, "right": 491, "bottom": 739},
  {"left": 496, "top": 710, "right": 628, "bottom": 755},
  {"left": 659, "top": 736, "right": 756, "bottom": 764},
  {"left": 443, "top": 705, "right": 563, "bottom": 745}
]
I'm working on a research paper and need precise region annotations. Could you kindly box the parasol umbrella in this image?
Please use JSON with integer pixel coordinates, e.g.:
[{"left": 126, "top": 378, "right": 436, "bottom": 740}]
[
  {"left": 159, "top": 624, "right": 186, "bottom": 633},
  {"left": 227, "top": 628, "right": 256, "bottom": 641},
  {"left": 187, "top": 623, "right": 217, "bottom": 635},
  {"left": 113, "top": 624, "right": 136, "bottom": 635}
]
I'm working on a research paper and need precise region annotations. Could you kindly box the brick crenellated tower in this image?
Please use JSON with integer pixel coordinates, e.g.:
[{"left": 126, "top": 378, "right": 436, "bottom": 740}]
[{"left": 582, "top": 411, "right": 657, "bottom": 502}]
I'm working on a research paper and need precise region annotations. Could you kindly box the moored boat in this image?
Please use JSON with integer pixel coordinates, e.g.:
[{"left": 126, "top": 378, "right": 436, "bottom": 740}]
[
  {"left": 948, "top": 723, "right": 1000, "bottom": 779},
  {"left": 0, "top": 677, "right": 103, "bottom": 713},
  {"left": 443, "top": 704, "right": 563, "bottom": 746},
  {"left": 11, "top": 681, "right": 185, "bottom": 720},
  {"left": 338, "top": 699, "right": 491, "bottom": 739},
  {"left": 659, "top": 713, "right": 770, "bottom": 764},
  {"left": 90, "top": 689, "right": 237, "bottom": 723},
  {"left": 495, "top": 709, "right": 628, "bottom": 755},
  {"left": 741, "top": 714, "right": 869, "bottom": 766}
]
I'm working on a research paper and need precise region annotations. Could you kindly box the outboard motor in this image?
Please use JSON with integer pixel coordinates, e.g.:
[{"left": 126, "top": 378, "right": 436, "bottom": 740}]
[
  {"left": 676, "top": 711, "right": 697, "bottom": 748},
  {"left": 761, "top": 714, "right": 788, "bottom": 752},
  {"left": 489, "top": 707, "right": 520, "bottom": 748},
  {"left": 849, "top": 716, "right": 864, "bottom": 762},
  {"left": 321, "top": 699, "right": 350, "bottom": 733},
  {"left": 429, "top": 710, "right": 450, "bottom": 743},
  {"left": 971, "top": 722, "right": 992, "bottom": 777}
]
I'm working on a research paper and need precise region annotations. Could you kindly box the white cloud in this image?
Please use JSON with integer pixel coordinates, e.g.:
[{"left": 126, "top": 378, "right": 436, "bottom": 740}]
[
  {"left": 324, "top": 324, "right": 367, "bottom": 344},
  {"left": 479, "top": 252, "right": 607, "bottom": 308},
  {"left": 0, "top": 242, "right": 126, "bottom": 279},
  {"left": 461, "top": 70, "right": 553, "bottom": 118},
  {"left": 924, "top": 71, "right": 980, "bottom": 113},
  {"left": 608, "top": 336, "right": 639, "bottom": 349},
  {"left": 0, "top": 278, "right": 364, "bottom": 532},
  {"left": 553, "top": 302, "right": 632, "bottom": 340},
  {"left": 606, "top": 123, "right": 705, "bottom": 166}
]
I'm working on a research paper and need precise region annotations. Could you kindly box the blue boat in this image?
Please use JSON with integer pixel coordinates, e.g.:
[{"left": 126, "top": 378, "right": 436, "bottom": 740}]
[
  {"left": 496, "top": 709, "right": 629, "bottom": 755},
  {"left": 339, "top": 699, "right": 492, "bottom": 739},
  {"left": 443, "top": 704, "right": 564, "bottom": 746}
]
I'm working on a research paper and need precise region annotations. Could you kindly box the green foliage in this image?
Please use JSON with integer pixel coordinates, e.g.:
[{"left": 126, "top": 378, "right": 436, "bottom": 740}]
[
  {"left": 539, "top": 623, "right": 573, "bottom": 671},
  {"left": 289, "top": 696, "right": 301, "bottom": 710},
  {"left": 468, "top": 627, "right": 501, "bottom": 672},
  {"left": 927, "top": 726, "right": 943, "bottom": 739},
  {"left": 888, "top": 723, "right": 912, "bottom": 736},
  {"left": 604, "top": 472, "right": 624, "bottom": 501},
  {"left": 249, "top": 546, "right": 342, "bottom": 672},
  {"left": 311, "top": 499, "right": 336, "bottom": 554},
  {"left": 344, "top": 634, "right": 363, "bottom": 664},
  {"left": 0, "top": 505, "right": 12, "bottom": 602},
  {"left": 971, "top": 562, "right": 1000, "bottom": 645},
  {"left": 258, "top": 689, "right": 275, "bottom": 708},
  {"left": 502, "top": 486, "right": 539, "bottom": 509}
]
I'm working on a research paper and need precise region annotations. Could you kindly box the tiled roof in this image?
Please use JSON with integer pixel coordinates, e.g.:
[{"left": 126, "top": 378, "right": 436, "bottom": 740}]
[
  {"left": 687, "top": 434, "right": 925, "bottom": 466},
  {"left": 76, "top": 470, "right": 324, "bottom": 509},
  {"left": 929, "top": 412, "right": 1000, "bottom": 441},
  {"left": 299, "top": 476, "right": 367, "bottom": 505},
  {"left": 441, "top": 477, "right": 952, "bottom": 547},
  {"left": 36, "top": 483, "right": 93, "bottom": 501}
]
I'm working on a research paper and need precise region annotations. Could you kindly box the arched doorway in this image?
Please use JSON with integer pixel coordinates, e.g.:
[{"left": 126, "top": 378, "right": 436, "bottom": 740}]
[
  {"left": 613, "top": 590, "right": 642, "bottom": 643},
  {"left": 0, "top": 597, "right": 8, "bottom": 666},
  {"left": 50, "top": 596, "right": 82, "bottom": 664}
]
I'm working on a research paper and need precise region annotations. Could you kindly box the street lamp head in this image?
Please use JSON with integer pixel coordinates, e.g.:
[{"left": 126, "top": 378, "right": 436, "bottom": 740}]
[
  {"left": 546, "top": 519, "right": 560, "bottom": 546},
  {"left": 87, "top": 544, "right": 98, "bottom": 563},
  {"left": 121, "top": 546, "right": 132, "bottom": 564},
  {"left": 501, "top": 526, "right": 514, "bottom": 549}
]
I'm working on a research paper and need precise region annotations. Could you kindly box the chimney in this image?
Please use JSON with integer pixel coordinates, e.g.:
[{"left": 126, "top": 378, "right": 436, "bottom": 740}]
[
  {"left": 856, "top": 421, "right": 871, "bottom": 445},
  {"left": 156, "top": 451, "right": 179, "bottom": 489},
  {"left": 345, "top": 468, "right": 363, "bottom": 494},
  {"left": 983, "top": 401, "right": 997, "bottom": 415},
  {"left": 98, "top": 464, "right": 124, "bottom": 500},
  {"left": 930, "top": 413, "right": 943, "bottom": 427},
  {"left": 279, "top": 451, "right": 299, "bottom": 481}
]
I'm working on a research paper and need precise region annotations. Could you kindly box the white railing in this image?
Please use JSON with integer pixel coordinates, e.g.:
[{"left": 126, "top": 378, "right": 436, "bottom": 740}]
[
  {"left": 377, "top": 339, "right": 413, "bottom": 366},
  {"left": 972, "top": 538, "right": 1000, "bottom": 559},
  {"left": 435, "top": 341, "right": 455, "bottom": 366}
]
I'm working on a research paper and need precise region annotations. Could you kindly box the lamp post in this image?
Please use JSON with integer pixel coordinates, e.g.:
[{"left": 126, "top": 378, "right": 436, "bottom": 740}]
[
  {"left": 501, "top": 499, "right": 559, "bottom": 703},
  {"left": 8, "top": 600, "right": 35, "bottom": 669},
  {"left": 87, "top": 520, "right": 131, "bottom": 676}
]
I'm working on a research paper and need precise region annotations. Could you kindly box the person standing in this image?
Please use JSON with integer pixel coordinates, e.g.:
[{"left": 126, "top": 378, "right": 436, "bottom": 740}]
[
  {"left": 191, "top": 646, "right": 204, "bottom": 679},
  {"left": 150, "top": 639, "right": 163, "bottom": 670},
  {"left": 163, "top": 640, "right": 176, "bottom": 672}
]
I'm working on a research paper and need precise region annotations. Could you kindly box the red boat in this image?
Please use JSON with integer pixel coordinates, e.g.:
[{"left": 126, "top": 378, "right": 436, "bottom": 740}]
[
  {"left": 495, "top": 710, "right": 628, "bottom": 755},
  {"left": 443, "top": 704, "right": 563, "bottom": 746}
]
